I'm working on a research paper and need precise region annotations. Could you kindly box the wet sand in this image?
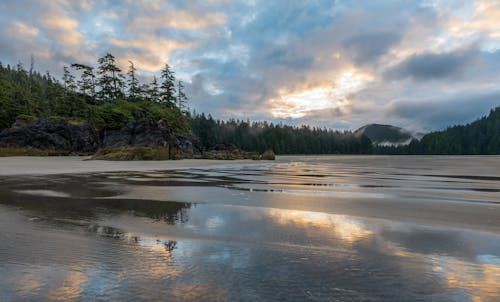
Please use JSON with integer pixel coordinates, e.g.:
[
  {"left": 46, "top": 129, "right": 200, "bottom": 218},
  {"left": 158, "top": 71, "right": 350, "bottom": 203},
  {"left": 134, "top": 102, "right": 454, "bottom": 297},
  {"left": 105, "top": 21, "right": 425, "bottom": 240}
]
[
  {"left": 0, "top": 156, "right": 260, "bottom": 176},
  {"left": 1, "top": 155, "right": 499, "bottom": 301},
  {"left": 1, "top": 156, "right": 499, "bottom": 232}
]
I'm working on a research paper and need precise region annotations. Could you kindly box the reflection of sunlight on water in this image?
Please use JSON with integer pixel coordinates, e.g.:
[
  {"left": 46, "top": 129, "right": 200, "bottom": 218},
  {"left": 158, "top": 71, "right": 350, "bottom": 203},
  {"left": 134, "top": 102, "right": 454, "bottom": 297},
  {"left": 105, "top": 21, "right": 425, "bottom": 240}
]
[
  {"left": 16, "top": 271, "right": 44, "bottom": 295},
  {"left": 48, "top": 271, "right": 87, "bottom": 301},
  {"left": 267, "top": 209, "right": 373, "bottom": 243}
]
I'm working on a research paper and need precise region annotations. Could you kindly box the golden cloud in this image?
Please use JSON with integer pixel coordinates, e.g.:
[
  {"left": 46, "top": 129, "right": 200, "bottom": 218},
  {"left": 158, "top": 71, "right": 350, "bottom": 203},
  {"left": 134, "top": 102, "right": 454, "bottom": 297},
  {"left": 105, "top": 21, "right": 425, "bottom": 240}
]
[
  {"left": 10, "top": 22, "right": 39, "bottom": 38},
  {"left": 110, "top": 36, "right": 191, "bottom": 72},
  {"left": 128, "top": 10, "right": 226, "bottom": 31}
]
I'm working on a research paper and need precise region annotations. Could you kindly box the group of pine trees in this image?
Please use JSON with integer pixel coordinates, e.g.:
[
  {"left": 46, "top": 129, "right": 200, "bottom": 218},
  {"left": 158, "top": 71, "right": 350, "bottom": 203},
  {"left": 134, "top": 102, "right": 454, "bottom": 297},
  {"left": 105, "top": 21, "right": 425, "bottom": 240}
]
[
  {"left": 62, "top": 53, "right": 188, "bottom": 111},
  {"left": 0, "top": 53, "right": 190, "bottom": 131}
]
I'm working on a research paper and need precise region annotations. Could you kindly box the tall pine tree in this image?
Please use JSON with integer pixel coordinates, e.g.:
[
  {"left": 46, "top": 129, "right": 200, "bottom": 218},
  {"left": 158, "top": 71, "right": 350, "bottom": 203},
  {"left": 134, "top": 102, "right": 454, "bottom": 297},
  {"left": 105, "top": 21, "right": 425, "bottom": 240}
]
[
  {"left": 71, "top": 63, "right": 96, "bottom": 103},
  {"left": 176, "top": 80, "right": 188, "bottom": 113},
  {"left": 160, "top": 63, "right": 176, "bottom": 107},
  {"left": 127, "top": 60, "right": 140, "bottom": 99},
  {"left": 97, "top": 53, "right": 123, "bottom": 102}
]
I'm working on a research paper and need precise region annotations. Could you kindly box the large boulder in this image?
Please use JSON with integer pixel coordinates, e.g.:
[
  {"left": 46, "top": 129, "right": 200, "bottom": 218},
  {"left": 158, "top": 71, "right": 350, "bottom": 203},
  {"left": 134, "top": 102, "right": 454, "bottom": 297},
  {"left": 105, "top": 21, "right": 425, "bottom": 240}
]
[{"left": 0, "top": 119, "right": 99, "bottom": 153}]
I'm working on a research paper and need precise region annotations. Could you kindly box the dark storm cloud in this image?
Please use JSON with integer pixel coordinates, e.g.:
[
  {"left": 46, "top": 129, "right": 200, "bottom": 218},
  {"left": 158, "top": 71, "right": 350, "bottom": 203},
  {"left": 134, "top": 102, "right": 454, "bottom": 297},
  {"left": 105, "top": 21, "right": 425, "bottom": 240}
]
[{"left": 385, "top": 46, "right": 479, "bottom": 81}]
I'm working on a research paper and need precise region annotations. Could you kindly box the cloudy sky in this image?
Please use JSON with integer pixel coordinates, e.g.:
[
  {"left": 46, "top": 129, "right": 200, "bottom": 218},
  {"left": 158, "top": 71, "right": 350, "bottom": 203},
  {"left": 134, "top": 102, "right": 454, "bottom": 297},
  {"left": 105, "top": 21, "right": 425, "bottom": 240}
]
[{"left": 1, "top": 0, "right": 500, "bottom": 131}]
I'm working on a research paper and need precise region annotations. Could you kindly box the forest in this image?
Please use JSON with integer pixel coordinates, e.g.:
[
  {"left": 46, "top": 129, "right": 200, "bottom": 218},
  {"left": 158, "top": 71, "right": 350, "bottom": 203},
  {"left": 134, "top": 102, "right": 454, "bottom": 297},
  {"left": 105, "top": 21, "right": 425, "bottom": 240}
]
[
  {"left": 0, "top": 54, "right": 499, "bottom": 155},
  {"left": 375, "top": 107, "right": 500, "bottom": 155}
]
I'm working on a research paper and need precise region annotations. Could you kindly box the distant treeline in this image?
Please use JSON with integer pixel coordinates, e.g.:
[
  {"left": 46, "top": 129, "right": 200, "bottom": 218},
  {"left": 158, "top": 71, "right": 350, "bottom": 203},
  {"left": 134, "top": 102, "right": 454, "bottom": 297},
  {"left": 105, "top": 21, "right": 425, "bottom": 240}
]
[
  {"left": 375, "top": 107, "right": 500, "bottom": 155},
  {"left": 1, "top": 55, "right": 499, "bottom": 154},
  {"left": 190, "top": 107, "right": 500, "bottom": 155},
  {"left": 190, "top": 114, "right": 372, "bottom": 154}
]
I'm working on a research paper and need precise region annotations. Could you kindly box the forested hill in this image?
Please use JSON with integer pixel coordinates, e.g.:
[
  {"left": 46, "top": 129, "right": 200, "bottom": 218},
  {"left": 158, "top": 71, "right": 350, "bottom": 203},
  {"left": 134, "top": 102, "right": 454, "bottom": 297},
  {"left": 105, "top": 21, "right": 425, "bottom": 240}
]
[
  {"left": 0, "top": 55, "right": 189, "bottom": 133},
  {"left": 410, "top": 107, "right": 500, "bottom": 154},
  {"left": 375, "top": 107, "right": 500, "bottom": 155}
]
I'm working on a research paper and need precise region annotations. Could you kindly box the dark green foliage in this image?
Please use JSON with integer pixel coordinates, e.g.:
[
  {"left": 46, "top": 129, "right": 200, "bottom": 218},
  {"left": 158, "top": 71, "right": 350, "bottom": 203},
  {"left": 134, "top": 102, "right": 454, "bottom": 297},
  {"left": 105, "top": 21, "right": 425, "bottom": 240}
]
[
  {"left": 0, "top": 56, "right": 190, "bottom": 133},
  {"left": 71, "top": 63, "right": 96, "bottom": 103},
  {"left": 160, "top": 64, "right": 176, "bottom": 107},
  {"left": 127, "top": 61, "right": 140, "bottom": 99},
  {"left": 190, "top": 114, "right": 373, "bottom": 154},
  {"left": 97, "top": 53, "right": 123, "bottom": 102},
  {"left": 374, "top": 107, "right": 500, "bottom": 155},
  {"left": 409, "top": 107, "right": 500, "bottom": 155},
  {"left": 176, "top": 80, "right": 188, "bottom": 114}
]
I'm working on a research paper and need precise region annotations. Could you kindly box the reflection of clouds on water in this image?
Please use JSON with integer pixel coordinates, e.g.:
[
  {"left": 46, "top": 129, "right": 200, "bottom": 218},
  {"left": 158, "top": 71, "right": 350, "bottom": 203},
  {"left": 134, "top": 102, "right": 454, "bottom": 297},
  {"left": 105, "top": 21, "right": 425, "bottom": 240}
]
[
  {"left": 266, "top": 209, "right": 373, "bottom": 244},
  {"left": 374, "top": 226, "right": 500, "bottom": 302},
  {"left": 441, "top": 259, "right": 500, "bottom": 302}
]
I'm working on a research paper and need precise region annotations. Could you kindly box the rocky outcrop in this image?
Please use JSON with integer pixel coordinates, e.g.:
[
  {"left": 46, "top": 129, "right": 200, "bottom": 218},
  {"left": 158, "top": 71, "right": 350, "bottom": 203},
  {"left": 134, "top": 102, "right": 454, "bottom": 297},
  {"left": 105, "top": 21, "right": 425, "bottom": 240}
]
[
  {"left": 0, "top": 119, "right": 99, "bottom": 153},
  {"left": 102, "top": 118, "right": 172, "bottom": 148},
  {"left": 0, "top": 117, "right": 275, "bottom": 160},
  {"left": 100, "top": 118, "right": 202, "bottom": 158}
]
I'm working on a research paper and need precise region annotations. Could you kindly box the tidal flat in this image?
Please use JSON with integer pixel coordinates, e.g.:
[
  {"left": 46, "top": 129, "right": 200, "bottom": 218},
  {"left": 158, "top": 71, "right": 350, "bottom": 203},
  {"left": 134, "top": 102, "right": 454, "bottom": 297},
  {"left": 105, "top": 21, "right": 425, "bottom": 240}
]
[{"left": 0, "top": 156, "right": 499, "bottom": 301}]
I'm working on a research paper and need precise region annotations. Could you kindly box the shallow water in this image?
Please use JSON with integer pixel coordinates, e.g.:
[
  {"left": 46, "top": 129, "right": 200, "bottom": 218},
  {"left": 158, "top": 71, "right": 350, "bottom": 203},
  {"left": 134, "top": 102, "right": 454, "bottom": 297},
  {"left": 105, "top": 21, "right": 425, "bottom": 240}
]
[{"left": 0, "top": 156, "right": 499, "bottom": 301}]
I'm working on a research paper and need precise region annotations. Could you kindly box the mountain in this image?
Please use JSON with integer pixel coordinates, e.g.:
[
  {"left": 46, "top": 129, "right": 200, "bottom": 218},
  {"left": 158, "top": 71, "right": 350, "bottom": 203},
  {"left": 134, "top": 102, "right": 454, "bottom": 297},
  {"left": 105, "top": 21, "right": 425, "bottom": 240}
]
[{"left": 355, "top": 124, "right": 413, "bottom": 146}]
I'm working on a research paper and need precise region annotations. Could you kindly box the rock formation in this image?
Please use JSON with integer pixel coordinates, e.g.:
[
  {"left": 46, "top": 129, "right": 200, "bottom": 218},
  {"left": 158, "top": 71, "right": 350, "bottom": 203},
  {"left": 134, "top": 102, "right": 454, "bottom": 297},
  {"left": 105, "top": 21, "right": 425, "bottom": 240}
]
[{"left": 0, "top": 119, "right": 99, "bottom": 153}]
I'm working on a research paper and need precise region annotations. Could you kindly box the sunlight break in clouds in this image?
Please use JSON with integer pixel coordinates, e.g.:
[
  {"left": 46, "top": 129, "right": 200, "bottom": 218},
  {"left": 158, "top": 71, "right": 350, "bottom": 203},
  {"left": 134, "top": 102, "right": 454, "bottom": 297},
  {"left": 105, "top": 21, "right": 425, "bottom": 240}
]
[{"left": 269, "top": 69, "right": 373, "bottom": 118}]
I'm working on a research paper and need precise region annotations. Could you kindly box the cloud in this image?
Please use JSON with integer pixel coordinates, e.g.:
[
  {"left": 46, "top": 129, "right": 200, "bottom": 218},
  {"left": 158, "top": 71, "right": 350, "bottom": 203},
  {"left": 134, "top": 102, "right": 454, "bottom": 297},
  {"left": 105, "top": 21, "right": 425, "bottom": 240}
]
[
  {"left": 385, "top": 46, "right": 479, "bottom": 81},
  {"left": 9, "top": 22, "right": 39, "bottom": 38},
  {"left": 343, "top": 32, "right": 401, "bottom": 65},
  {"left": 127, "top": 10, "right": 225, "bottom": 31},
  {"left": 386, "top": 90, "right": 500, "bottom": 131},
  {"left": 0, "top": 0, "right": 499, "bottom": 131}
]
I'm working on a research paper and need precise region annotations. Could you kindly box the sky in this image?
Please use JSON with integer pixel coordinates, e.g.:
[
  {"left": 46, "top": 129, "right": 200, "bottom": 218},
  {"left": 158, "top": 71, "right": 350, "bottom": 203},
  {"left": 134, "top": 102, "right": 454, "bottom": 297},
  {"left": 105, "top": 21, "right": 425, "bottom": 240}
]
[{"left": 1, "top": 0, "right": 500, "bottom": 132}]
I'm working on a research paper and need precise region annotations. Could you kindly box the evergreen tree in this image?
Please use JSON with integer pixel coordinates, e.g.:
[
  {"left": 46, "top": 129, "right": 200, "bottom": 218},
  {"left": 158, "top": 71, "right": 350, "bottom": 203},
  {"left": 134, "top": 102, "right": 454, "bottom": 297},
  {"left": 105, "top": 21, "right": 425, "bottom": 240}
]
[
  {"left": 176, "top": 80, "right": 188, "bottom": 113},
  {"left": 127, "top": 60, "right": 140, "bottom": 99},
  {"left": 160, "top": 63, "right": 176, "bottom": 107},
  {"left": 149, "top": 75, "right": 160, "bottom": 103},
  {"left": 97, "top": 53, "right": 123, "bottom": 102},
  {"left": 62, "top": 66, "right": 76, "bottom": 92},
  {"left": 28, "top": 55, "right": 34, "bottom": 97},
  {"left": 71, "top": 63, "right": 96, "bottom": 103}
]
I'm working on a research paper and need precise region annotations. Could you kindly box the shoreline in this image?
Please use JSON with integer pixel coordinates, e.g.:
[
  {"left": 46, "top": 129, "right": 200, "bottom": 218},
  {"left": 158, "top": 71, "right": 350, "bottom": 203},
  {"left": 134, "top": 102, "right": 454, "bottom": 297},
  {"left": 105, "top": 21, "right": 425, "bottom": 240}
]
[{"left": 0, "top": 156, "right": 263, "bottom": 176}]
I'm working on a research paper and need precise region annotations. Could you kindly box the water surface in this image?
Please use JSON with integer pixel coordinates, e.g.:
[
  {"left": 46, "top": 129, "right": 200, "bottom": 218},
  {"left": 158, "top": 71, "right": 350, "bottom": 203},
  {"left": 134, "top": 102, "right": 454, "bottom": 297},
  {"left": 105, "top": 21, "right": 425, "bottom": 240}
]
[{"left": 0, "top": 156, "right": 499, "bottom": 301}]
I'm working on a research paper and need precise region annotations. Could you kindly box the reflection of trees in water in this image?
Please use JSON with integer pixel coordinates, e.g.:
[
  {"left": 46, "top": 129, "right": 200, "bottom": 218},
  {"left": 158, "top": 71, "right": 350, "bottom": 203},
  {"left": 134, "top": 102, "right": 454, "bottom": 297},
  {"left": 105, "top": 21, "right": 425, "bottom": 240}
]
[
  {"left": 0, "top": 192, "right": 192, "bottom": 225},
  {"left": 164, "top": 240, "right": 177, "bottom": 252}
]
